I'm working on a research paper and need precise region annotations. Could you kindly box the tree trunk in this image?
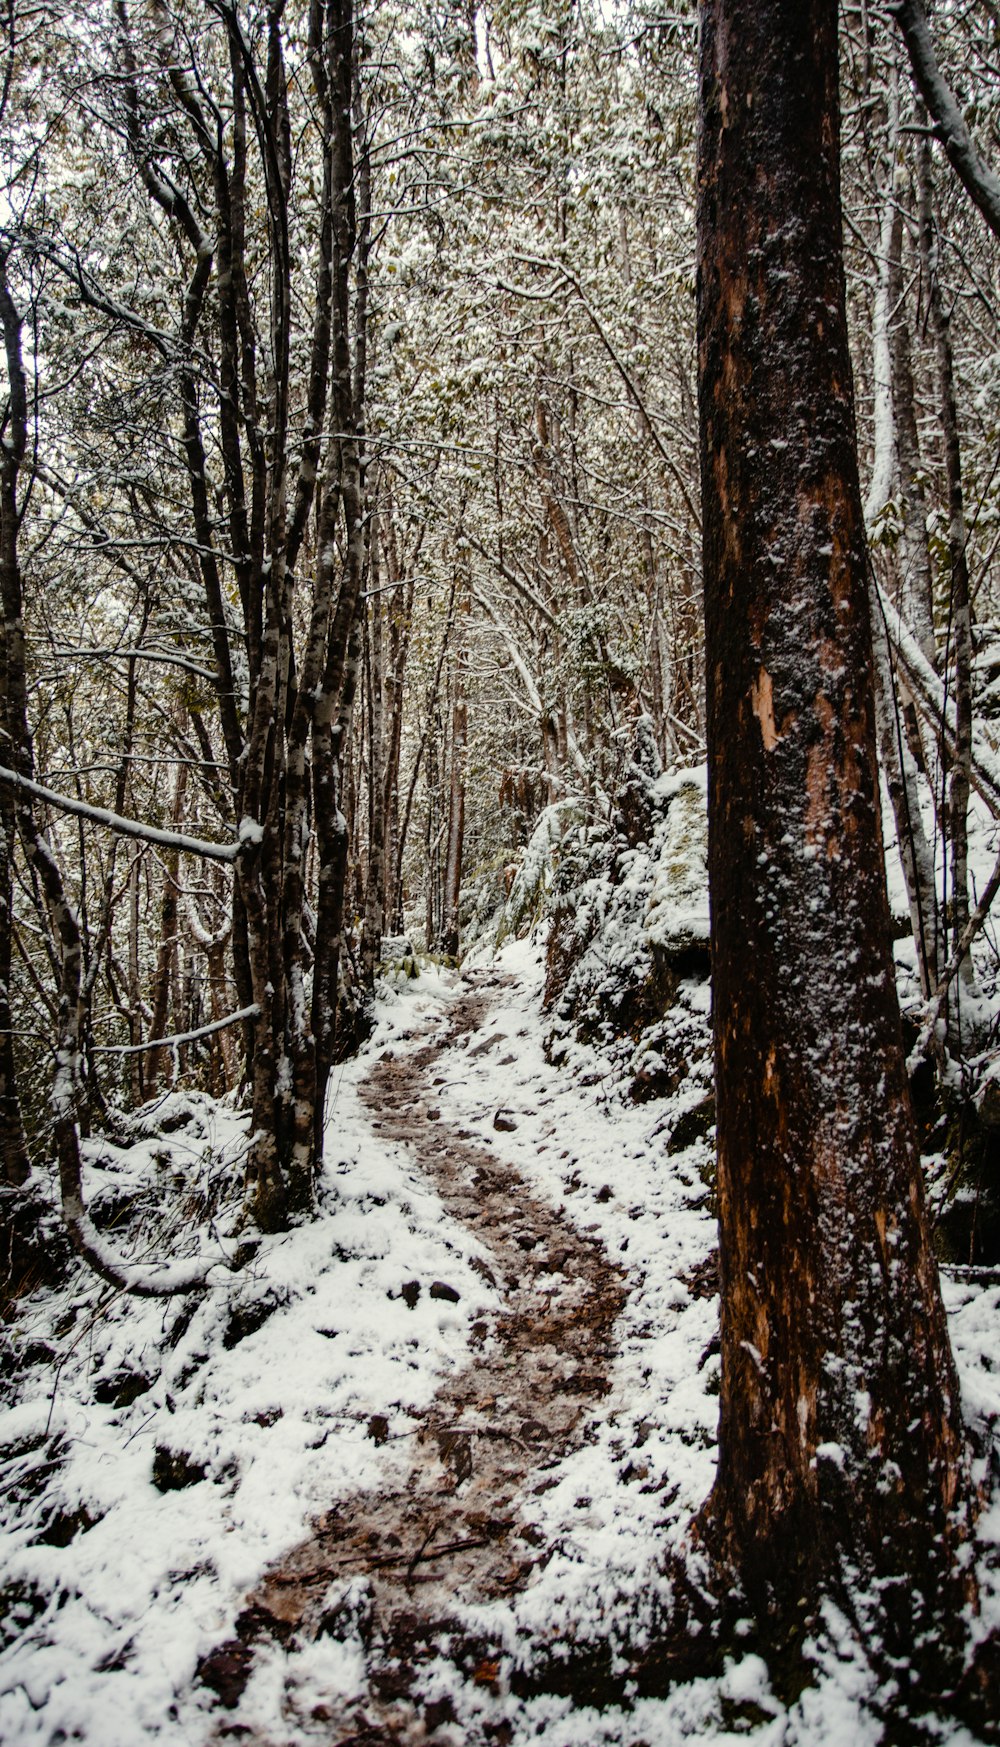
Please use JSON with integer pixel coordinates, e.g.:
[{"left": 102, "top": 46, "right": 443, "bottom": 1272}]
[
  {"left": 919, "top": 128, "right": 978, "bottom": 1034},
  {"left": 888, "top": 200, "right": 936, "bottom": 667},
  {"left": 361, "top": 524, "right": 385, "bottom": 990},
  {"left": 441, "top": 572, "right": 469, "bottom": 960},
  {"left": 381, "top": 501, "right": 416, "bottom": 935},
  {"left": 697, "top": 0, "right": 971, "bottom": 1672},
  {"left": 127, "top": 855, "right": 145, "bottom": 1107},
  {"left": 0, "top": 803, "right": 26, "bottom": 1197},
  {"left": 864, "top": 102, "right": 942, "bottom": 999},
  {"left": 145, "top": 760, "right": 188, "bottom": 1099},
  {"left": 0, "top": 255, "right": 30, "bottom": 1191},
  {"left": 425, "top": 715, "right": 441, "bottom": 950}
]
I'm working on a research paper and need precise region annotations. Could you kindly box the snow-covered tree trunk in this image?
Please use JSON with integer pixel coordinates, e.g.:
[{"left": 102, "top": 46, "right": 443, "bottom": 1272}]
[
  {"left": 697, "top": 0, "right": 972, "bottom": 1671},
  {"left": 0, "top": 818, "right": 27, "bottom": 1190},
  {"left": 127, "top": 858, "right": 145, "bottom": 1107}
]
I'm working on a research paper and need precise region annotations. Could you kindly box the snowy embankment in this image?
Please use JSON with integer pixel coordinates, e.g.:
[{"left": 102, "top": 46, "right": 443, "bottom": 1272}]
[{"left": 1, "top": 932, "right": 999, "bottom": 1745}]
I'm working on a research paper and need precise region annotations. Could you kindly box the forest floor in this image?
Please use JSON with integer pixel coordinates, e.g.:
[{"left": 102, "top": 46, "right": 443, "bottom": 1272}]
[{"left": 3, "top": 941, "right": 1000, "bottom": 1745}]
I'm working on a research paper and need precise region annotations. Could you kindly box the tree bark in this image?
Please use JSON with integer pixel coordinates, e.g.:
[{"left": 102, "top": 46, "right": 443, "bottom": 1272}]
[
  {"left": 888, "top": 201, "right": 936, "bottom": 667},
  {"left": 0, "top": 251, "right": 31, "bottom": 1191},
  {"left": 697, "top": 0, "right": 971, "bottom": 1668},
  {"left": 361, "top": 518, "right": 385, "bottom": 990},
  {"left": 441, "top": 570, "right": 469, "bottom": 960},
  {"left": 864, "top": 100, "right": 942, "bottom": 1000},
  {"left": 892, "top": 0, "right": 1000, "bottom": 244},
  {"left": 122, "top": 0, "right": 370, "bottom": 1229},
  {"left": 919, "top": 129, "right": 978, "bottom": 1033},
  {"left": 145, "top": 760, "right": 188, "bottom": 1099}
]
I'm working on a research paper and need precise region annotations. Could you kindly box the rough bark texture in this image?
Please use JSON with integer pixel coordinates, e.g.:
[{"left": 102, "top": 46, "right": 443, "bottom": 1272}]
[{"left": 697, "top": 0, "right": 971, "bottom": 1664}]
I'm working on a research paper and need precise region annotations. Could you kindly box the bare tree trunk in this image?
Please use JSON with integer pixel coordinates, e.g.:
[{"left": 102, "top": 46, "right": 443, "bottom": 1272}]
[
  {"left": 127, "top": 855, "right": 145, "bottom": 1107},
  {"left": 888, "top": 198, "right": 936, "bottom": 666},
  {"left": 361, "top": 516, "right": 385, "bottom": 989},
  {"left": 186, "top": 889, "right": 236, "bottom": 1092},
  {"left": 441, "top": 572, "right": 469, "bottom": 960},
  {"left": 0, "top": 254, "right": 30, "bottom": 1191},
  {"left": 393, "top": 587, "right": 453, "bottom": 927},
  {"left": 697, "top": 0, "right": 971, "bottom": 1677},
  {"left": 425, "top": 715, "right": 440, "bottom": 950},
  {"left": 871, "top": 596, "right": 942, "bottom": 995},
  {"left": 865, "top": 100, "right": 942, "bottom": 998},
  {"left": 919, "top": 128, "right": 978, "bottom": 1032},
  {"left": 0, "top": 819, "right": 27, "bottom": 1187},
  {"left": 145, "top": 761, "right": 188, "bottom": 1099},
  {"left": 381, "top": 500, "right": 416, "bottom": 934}
]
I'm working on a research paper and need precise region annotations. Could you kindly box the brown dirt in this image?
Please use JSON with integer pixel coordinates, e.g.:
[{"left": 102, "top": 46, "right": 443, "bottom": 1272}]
[{"left": 204, "top": 969, "right": 628, "bottom": 1743}]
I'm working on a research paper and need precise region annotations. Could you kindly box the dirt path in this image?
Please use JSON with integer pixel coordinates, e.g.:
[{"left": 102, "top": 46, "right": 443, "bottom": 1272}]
[{"left": 204, "top": 970, "right": 627, "bottom": 1742}]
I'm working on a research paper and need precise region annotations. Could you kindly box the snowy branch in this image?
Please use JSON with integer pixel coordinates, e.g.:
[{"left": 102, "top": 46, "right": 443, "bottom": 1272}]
[
  {"left": 61, "top": 1192, "right": 233, "bottom": 1296},
  {"left": 47, "top": 646, "right": 218, "bottom": 683},
  {"left": 91, "top": 1004, "right": 258, "bottom": 1056},
  {"left": 907, "top": 838, "right": 1000, "bottom": 1068},
  {"left": 891, "top": 0, "right": 1000, "bottom": 243},
  {"left": 0, "top": 765, "right": 240, "bottom": 863},
  {"left": 509, "top": 253, "right": 702, "bottom": 531},
  {"left": 876, "top": 586, "right": 1000, "bottom": 817}
]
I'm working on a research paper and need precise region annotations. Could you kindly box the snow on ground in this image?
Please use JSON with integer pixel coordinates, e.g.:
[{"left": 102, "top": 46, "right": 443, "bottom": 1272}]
[
  {"left": 431, "top": 937, "right": 719, "bottom": 1661},
  {"left": 0, "top": 967, "right": 494, "bottom": 1747},
  {"left": 414, "top": 939, "right": 1000, "bottom": 1747},
  {"left": 2, "top": 942, "right": 999, "bottom": 1745}
]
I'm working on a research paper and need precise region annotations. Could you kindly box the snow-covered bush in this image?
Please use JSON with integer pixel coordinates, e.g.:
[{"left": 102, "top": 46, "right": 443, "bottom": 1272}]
[
  {"left": 542, "top": 718, "right": 713, "bottom": 1105},
  {"left": 491, "top": 797, "right": 586, "bottom": 949}
]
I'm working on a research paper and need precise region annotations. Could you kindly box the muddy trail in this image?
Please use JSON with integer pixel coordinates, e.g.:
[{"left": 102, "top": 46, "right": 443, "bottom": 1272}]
[{"left": 203, "top": 970, "right": 629, "bottom": 1742}]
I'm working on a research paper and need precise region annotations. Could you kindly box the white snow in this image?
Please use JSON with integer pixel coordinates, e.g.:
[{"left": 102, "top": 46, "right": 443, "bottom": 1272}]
[{"left": 2, "top": 946, "right": 999, "bottom": 1744}]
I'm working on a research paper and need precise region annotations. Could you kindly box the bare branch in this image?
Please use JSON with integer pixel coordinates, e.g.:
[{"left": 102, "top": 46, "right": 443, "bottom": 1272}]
[{"left": 891, "top": 0, "right": 1000, "bottom": 241}]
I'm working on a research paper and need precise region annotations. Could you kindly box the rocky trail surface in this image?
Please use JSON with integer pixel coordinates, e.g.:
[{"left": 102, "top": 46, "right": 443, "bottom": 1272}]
[{"left": 204, "top": 970, "right": 631, "bottom": 1742}]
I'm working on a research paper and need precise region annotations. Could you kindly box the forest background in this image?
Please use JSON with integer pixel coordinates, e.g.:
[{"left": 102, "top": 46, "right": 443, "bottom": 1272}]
[
  {"left": 4, "top": 0, "right": 1000, "bottom": 1735},
  {"left": 4, "top": 0, "right": 1000, "bottom": 1238}
]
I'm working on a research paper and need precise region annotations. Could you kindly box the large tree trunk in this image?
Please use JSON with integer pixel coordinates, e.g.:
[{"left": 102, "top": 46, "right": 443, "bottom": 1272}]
[{"left": 697, "top": 0, "right": 971, "bottom": 1672}]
